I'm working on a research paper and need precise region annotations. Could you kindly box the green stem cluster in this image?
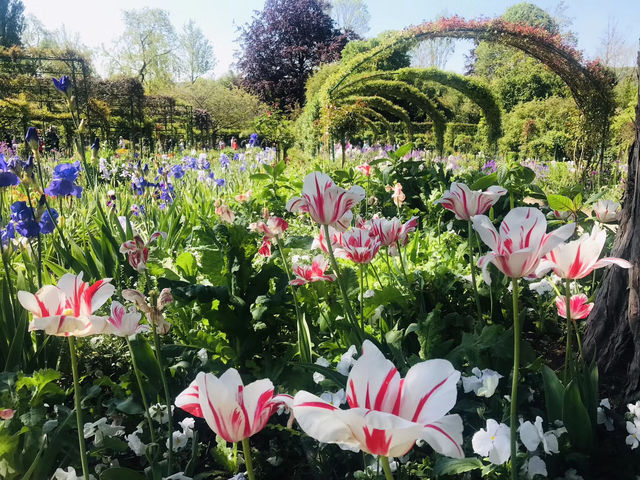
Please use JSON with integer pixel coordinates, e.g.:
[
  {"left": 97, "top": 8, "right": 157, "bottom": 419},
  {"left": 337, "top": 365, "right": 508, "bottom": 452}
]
[
  {"left": 68, "top": 337, "right": 90, "bottom": 480},
  {"left": 150, "top": 313, "right": 173, "bottom": 475},
  {"left": 125, "top": 337, "right": 157, "bottom": 446}
]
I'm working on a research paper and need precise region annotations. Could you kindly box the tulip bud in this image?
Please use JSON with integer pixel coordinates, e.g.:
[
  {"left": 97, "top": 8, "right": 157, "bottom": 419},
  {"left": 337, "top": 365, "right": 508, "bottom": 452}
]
[{"left": 25, "top": 127, "right": 39, "bottom": 153}]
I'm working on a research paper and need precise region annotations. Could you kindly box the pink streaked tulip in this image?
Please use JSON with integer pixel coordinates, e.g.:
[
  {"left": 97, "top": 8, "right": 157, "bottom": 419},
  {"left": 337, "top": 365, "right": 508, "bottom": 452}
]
[
  {"left": 437, "top": 182, "right": 507, "bottom": 220},
  {"left": 336, "top": 228, "right": 381, "bottom": 264},
  {"left": 312, "top": 225, "right": 344, "bottom": 253},
  {"left": 119, "top": 231, "right": 167, "bottom": 272},
  {"left": 234, "top": 190, "right": 252, "bottom": 203},
  {"left": 104, "top": 301, "right": 149, "bottom": 337},
  {"left": 290, "top": 255, "right": 336, "bottom": 286},
  {"left": 392, "top": 183, "right": 405, "bottom": 208},
  {"left": 18, "top": 272, "right": 115, "bottom": 337},
  {"left": 555, "top": 294, "right": 593, "bottom": 320},
  {"left": 355, "top": 163, "right": 371, "bottom": 177},
  {"left": 593, "top": 199, "right": 621, "bottom": 223},
  {"left": 536, "top": 224, "right": 631, "bottom": 279},
  {"left": 249, "top": 216, "right": 288, "bottom": 239},
  {"left": 293, "top": 340, "right": 463, "bottom": 458},
  {"left": 258, "top": 238, "right": 272, "bottom": 257},
  {"left": 216, "top": 204, "right": 235, "bottom": 224},
  {"left": 368, "top": 216, "right": 418, "bottom": 256},
  {"left": 286, "top": 172, "right": 365, "bottom": 229},
  {"left": 0, "top": 408, "right": 15, "bottom": 420},
  {"left": 473, "top": 207, "right": 575, "bottom": 285},
  {"left": 174, "top": 369, "right": 292, "bottom": 443}
]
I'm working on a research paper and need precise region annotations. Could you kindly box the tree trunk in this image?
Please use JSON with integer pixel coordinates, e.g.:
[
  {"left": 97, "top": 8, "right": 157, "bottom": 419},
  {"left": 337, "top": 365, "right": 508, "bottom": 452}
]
[{"left": 584, "top": 51, "right": 640, "bottom": 400}]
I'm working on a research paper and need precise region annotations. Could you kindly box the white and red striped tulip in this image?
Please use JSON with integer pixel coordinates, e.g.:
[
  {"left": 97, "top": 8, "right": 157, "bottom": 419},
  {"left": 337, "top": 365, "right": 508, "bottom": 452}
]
[
  {"left": 593, "top": 200, "right": 621, "bottom": 223},
  {"left": 312, "top": 225, "right": 344, "bottom": 254},
  {"left": 104, "top": 301, "right": 149, "bottom": 337},
  {"left": 216, "top": 204, "right": 235, "bottom": 224},
  {"left": 234, "top": 190, "right": 252, "bottom": 203},
  {"left": 286, "top": 172, "right": 365, "bottom": 228},
  {"left": 368, "top": 216, "right": 418, "bottom": 256},
  {"left": 473, "top": 207, "right": 575, "bottom": 284},
  {"left": 355, "top": 163, "right": 371, "bottom": 177},
  {"left": 174, "top": 369, "right": 292, "bottom": 443},
  {"left": 290, "top": 255, "right": 336, "bottom": 286},
  {"left": 258, "top": 238, "right": 272, "bottom": 257},
  {"left": 18, "top": 272, "right": 115, "bottom": 336},
  {"left": 120, "top": 231, "right": 166, "bottom": 272},
  {"left": 336, "top": 227, "right": 381, "bottom": 264},
  {"left": 293, "top": 340, "right": 463, "bottom": 458},
  {"left": 437, "top": 182, "right": 507, "bottom": 220},
  {"left": 249, "top": 216, "right": 288, "bottom": 239},
  {"left": 536, "top": 224, "right": 631, "bottom": 279},
  {"left": 555, "top": 294, "right": 593, "bottom": 320}
]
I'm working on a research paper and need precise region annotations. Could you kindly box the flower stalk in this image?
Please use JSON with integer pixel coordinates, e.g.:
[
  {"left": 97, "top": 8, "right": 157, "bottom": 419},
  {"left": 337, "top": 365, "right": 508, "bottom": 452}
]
[
  {"left": 380, "top": 456, "right": 394, "bottom": 480},
  {"left": 68, "top": 336, "right": 90, "bottom": 480},
  {"left": 241, "top": 437, "right": 256, "bottom": 480},
  {"left": 510, "top": 277, "right": 520, "bottom": 480},
  {"left": 125, "top": 337, "right": 157, "bottom": 446},
  {"left": 468, "top": 220, "right": 482, "bottom": 324}
]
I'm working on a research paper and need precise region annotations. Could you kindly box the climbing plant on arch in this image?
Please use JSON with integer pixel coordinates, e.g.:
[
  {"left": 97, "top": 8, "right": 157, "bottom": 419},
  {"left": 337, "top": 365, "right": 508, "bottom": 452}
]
[{"left": 298, "top": 16, "right": 615, "bottom": 157}]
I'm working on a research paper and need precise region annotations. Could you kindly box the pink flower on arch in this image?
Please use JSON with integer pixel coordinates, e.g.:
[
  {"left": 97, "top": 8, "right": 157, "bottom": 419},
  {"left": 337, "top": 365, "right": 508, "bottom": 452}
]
[
  {"left": 293, "top": 340, "right": 463, "bottom": 458},
  {"left": 119, "top": 231, "right": 166, "bottom": 272},
  {"left": 473, "top": 207, "right": 575, "bottom": 284},
  {"left": 18, "top": 272, "right": 115, "bottom": 337},
  {"left": 436, "top": 182, "right": 507, "bottom": 220},
  {"left": 174, "top": 369, "right": 292, "bottom": 443},
  {"left": 290, "top": 255, "right": 336, "bottom": 286},
  {"left": 555, "top": 294, "right": 593, "bottom": 320},
  {"left": 286, "top": 172, "right": 365, "bottom": 229}
]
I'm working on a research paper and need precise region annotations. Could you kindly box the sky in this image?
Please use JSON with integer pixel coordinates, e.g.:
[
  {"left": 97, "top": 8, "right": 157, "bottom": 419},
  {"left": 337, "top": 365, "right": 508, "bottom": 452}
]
[{"left": 22, "top": 0, "right": 640, "bottom": 77}]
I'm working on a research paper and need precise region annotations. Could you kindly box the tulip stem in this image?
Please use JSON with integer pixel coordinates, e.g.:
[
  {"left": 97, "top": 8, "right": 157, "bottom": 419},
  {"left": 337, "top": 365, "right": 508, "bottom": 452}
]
[
  {"left": 359, "top": 264, "right": 364, "bottom": 329},
  {"left": 150, "top": 316, "right": 173, "bottom": 475},
  {"left": 241, "top": 437, "right": 256, "bottom": 480},
  {"left": 563, "top": 279, "right": 573, "bottom": 384},
  {"left": 380, "top": 456, "right": 394, "bottom": 480},
  {"left": 510, "top": 277, "right": 520, "bottom": 480},
  {"left": 323, "top": 224, "right": 363, "bottom": 343},
  {"left": 274, "top": 237, "right": 309, "bottom": 363},
  {"left": 395, "top": 241, "right": 410, "bottom": 284},
  {"left": 125, "top": 337, "right": 157, "bottom": 446},
  {"left": 68, "top": 337, "right": 89, "bottom": 480},
  {"left": 467, "top": 220, "right": 483, "bottom": 324}
]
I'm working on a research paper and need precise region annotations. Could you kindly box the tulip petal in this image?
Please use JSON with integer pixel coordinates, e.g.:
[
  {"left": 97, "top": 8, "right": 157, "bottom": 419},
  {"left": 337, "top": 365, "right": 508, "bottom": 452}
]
[
  {"left": 472, "top": 215, "right": 500, "bottom": 251},
  {"left": 196, "top": 371, "right": 245, "bottom": 443},
  {"left": 175, "top": 377, "right": 204, "bottom": 418},
  {"left": 422, "top": 414, "right": 464, "bottom": 458}
]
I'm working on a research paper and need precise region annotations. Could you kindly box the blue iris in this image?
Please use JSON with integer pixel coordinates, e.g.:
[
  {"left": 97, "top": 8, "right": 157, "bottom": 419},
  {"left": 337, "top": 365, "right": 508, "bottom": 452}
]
[
  {"left": 249, "top": 133, "right": 258, "bottom": 147},
  {"left": 25, "top": 127, "right": 39, "bottom": 148},
  {"left": 0, "top": 154, "right": 19, "bottom": 187},
  {"left": 10, "top": 201, "right": 39, "bottom": 238},
  {"left": 39, "top": 208, "right": 59, "bottom": 234},
  {"left": 219, "top": 154, "right": 230, "bottom": 169},
  {"left": 170, "top": 165, "right": 185, "bottom": 179},
  {"left": 1, "top": 222, "right": 15, "bottom": 246},
  {"left": 52, "top": 75, "right": 72, "bottom": 95},
  {"left": 91, "top": 137, "right": 100, "bottom": 150},
  {"left": 45, "top": 161, "right": 83, "bottom": 198}
]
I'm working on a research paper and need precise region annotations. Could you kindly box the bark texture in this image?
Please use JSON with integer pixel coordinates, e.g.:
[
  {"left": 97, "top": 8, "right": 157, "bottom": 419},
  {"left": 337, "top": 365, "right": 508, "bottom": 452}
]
[{"left": 584, "top": 51, "right": 640, "bottom": 400}]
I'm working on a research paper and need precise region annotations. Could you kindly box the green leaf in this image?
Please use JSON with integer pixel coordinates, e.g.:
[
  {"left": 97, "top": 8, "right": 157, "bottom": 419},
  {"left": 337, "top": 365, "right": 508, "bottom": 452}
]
[
  {"left": 249, "top": 173, "right": 270, "bottom": 181},
  {"left": 573, "top": 192, "right": 583, "bottom": 209},
  {"left": 115, "top": 396, "right": 144, "bottom": 415},
  {"left": 390, "top": 142, "right": 414, "bottom": 160},
  {"left": 541, "top": 366, "right": 565, "bottom": 423},
  {"left": 176, "top": 251, "right": 198, "bottom": 281},
  {"left": 471, "top": 173, "right": 499, "bottom": 191},
  {"left": 100, "top": 467, "right": 146, "bottom": 480},
  {"left": 563, "top": 380, "right": 593, "bottom": 451},
  {"left": 434, "top": 457, "right": 483, "bottom": 475},
  {"left": 547, "top": 194, "right": 574, "bottom": 212}
]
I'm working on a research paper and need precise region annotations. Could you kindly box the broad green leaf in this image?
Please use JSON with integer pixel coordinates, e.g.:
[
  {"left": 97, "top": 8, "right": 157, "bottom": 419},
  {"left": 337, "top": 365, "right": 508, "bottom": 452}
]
[
  {"left": 434, "top": 457, "right": 483, "bottom": 475},
  {"left": 471, "top": 172, "right": 499, "bottom": 191},
  {"left": 176, "top": 251, "right": 198, "bottom": 281},
  {"left": 547, "top": 194, "right": 574, "bottom": 212},
  {"left": 541, "top": 366, "right": 565, "bottom": 422},
  {"left": 563, "top": 380, "right": 593, "bottom": 451}
]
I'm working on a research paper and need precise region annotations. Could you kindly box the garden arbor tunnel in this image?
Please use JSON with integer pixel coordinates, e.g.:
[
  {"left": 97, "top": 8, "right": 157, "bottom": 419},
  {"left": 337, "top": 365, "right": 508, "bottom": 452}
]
[{"left": 303, "top": 16, "right": 615, "bottom": 157}]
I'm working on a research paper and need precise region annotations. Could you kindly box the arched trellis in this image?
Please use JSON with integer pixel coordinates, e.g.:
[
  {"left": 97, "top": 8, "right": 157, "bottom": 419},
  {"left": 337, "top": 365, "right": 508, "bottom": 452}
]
[
  {"left": 334, "top": 68, "right": 502, "bottom": 146},
  {"left": 299, "top": 16, "right": 615, "bottom": 158}
]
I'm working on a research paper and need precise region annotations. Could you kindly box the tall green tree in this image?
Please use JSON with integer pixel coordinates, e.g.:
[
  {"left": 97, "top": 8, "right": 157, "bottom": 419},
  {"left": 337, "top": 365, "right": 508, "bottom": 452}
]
[
  {"left": 179, "top": 19, "right": 216, "bottom": 84},
  {"left": 105, "top": 8, "right": 178, "bottom": 91},
  {"left": 0, "top": 0, "right": 25, "bottom": 47}
]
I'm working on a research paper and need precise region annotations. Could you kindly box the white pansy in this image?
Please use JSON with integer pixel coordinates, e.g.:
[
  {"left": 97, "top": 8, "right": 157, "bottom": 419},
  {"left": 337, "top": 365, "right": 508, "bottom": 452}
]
[
  {"left": 597, "top": 398, "right": 614, "bottom": 431},
  {"left": 555, "top": 469, "right": 584, "bottom": 480},
  {"left": 196, "top": 348, "right": 208, "bottom": 366},
  {"left": 519, "top": 416, "right": 560, "bottom": 454},
  {"left": 471, "top": 419, "right": 511, "bottom": 465},
  {"left": 167, "top": 430, "right": 189, "bottom": 451},
  {"left": 126, "top": 431, "right": 147, "bottom": 456},
  {"left": 462, "top": 367, "right": 502, "bottom": 398},
  {"left": 626, "top": 419, "right": 640, "bottom": 449},
  {"left": 52, "top": 466, "right": 96, "bottom": 480},
  {"left": 313, "top": 357, "right": 330, "bottom": 384},
  {"left": 320, "top": 388, "right": 347, "bottom": 407},
  {"left": 149, "top": 403, "right": 173, "bottom": 424},
  {"left": 529, "top": 278, "right": 555, "bottom": 296},
  {"left": 336, "top": 345, "right": 358, "bottom": 376},
  {"left": 228, "top": 474, "right": 247, "bottom": 480},
  {"left": 521, "top": 455, "right": 547, "bottom": 479},
  {"left": 179, "top": 417, "right": 196, "bottom": 438},
  {"left": 628, "top": 400, "right": 640, "bottom": 418},
  {"left": 83, "top": 417, "right": 124, "bottom": 447}
]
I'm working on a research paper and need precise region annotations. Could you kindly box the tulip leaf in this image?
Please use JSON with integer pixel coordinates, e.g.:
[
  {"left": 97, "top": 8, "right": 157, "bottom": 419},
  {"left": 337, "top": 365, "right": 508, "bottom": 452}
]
[
  {"left": 100, "top": 467, "right": 146, "bottom": 480},
  {"left": 176, "top": 251, "right": 198, "bottom": 282},
  {"left": 434, "top": 457, "right": 483, "bottom": 475},
  {"left": 541, "top": 365, "right": 565, "bottom": 422},
  {"left": 547, "top": 194, "right": 574, "bottom": 212},
  {"left": 471, "top": 172, "right": 499, "bottom": 191},
  {"left": 562, "top": 380, "right": 593, "bottom": 451},
  {"left": 115, "top": 396, "right": 144, "bottom": 415}
]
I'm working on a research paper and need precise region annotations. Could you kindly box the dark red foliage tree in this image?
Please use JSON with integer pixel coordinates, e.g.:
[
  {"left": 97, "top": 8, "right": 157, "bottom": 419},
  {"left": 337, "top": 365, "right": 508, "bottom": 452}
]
[{"left": 237, "top": 0, "right": 349, "bottom": 109}]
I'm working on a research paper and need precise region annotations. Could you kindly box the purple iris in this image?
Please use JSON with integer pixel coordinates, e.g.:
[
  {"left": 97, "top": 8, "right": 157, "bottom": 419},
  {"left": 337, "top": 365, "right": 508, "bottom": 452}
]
[
  {"left": 10, "top": 201, "right": 39, "bottom": 238},
  {"left": 170, "top": 165, "right": 185, "bottom": 179},
  {"left": 1, "top": 222, "right": 15, "bottom": 246},
  {"left": 249, "top": 133, "right": 258, "bottom": 147},
  {"left": 39, "top": 208, "right": 59, "bottom": 234},
  {"left": 0, "top": 154, "right": 19, "bottom": 187},
  {"left": 219, "top": 154, "right": 230, "bottom": 169},
  {"left": 52, "top": 75, "right": 72, "bottom": 95},
  {"left": 44, "top": 161, "right": 83, "bottom": 198},
  {"left": 91, "top": 137, "right": 100, "bottom": 151},
  {"left": 25, "top": 127, "right": 39, "bottom": 149}
]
